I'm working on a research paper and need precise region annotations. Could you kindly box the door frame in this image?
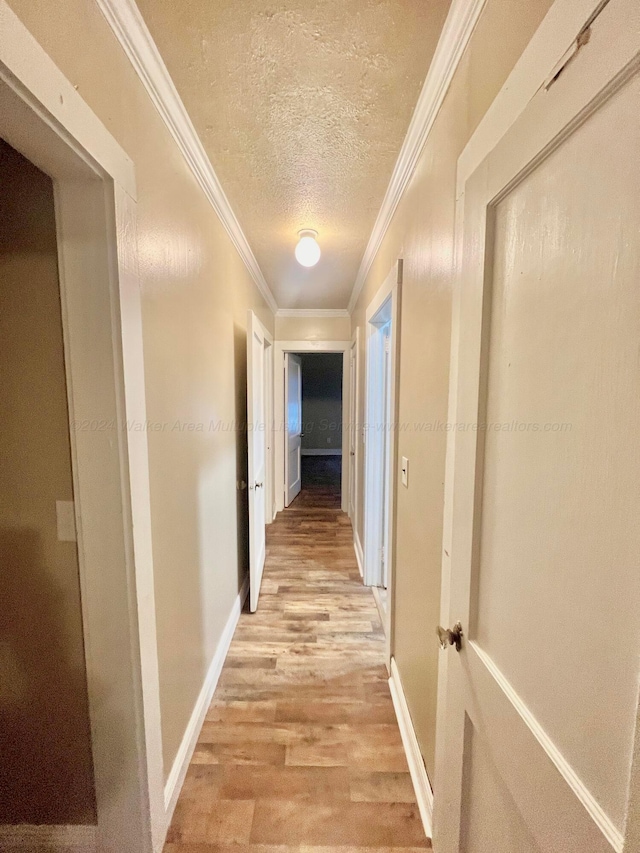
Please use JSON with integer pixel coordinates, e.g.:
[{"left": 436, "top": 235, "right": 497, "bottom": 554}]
[
  {"left": 363, "top": 260, "right": 402, "bottom": 659},
  {"left": 434, "top": 0, "right": 640, "bottom": 848},
  {"left": 0, "top": 5, "right": 164, "bottom": 851},
  {"left": 274, "top": 340, "right": 351, "bottom": 515}
]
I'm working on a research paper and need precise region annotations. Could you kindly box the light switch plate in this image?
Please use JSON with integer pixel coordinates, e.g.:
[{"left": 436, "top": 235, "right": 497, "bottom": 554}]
[
  {"left": 401, "top": 456, "right": 409, "bottom": 487},
  {"left": 56, "top": 500, "right": 77, "bottom": 542}
]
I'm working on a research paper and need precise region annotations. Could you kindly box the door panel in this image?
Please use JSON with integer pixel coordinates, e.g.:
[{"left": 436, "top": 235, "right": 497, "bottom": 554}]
[
  {"left": 247, "top": 311, "right": 268, "bottom": 612},
  {"left": 285, "top": 354, "right": 302, "bottom": 506},
  {"left": 477, "top": 75, "right": 640, "bottom": 825},
  {"left": 460, "top": 715, "right": 542, "bottom": 853},
  {"left": 434, "top": 3, "right": 640, "bottom": 851}
]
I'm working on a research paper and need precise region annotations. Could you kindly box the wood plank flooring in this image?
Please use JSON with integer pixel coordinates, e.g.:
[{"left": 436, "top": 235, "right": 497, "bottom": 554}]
[{"left": 164, "top": 465, "right": 429, "bottom": 852}]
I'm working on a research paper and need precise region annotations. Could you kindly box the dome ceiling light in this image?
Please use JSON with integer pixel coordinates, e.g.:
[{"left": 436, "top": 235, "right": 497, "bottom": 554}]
[{"left": 294, "top": 229, "right": 321, "bottom": 268}]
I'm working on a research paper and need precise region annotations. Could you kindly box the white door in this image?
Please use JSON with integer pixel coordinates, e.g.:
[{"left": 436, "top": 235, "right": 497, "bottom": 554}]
[
  {"left": 380, "top": 325, "right": 392, "bottom": 590},
  {"left": 434, "top": 3, "right": 640, "bottom": 852},
  {"left": 364, "top": 318, "right": 392, "bottom": 589},
  {"left": 348, "top": 336, "right": 358, "bottom": 520},
  {"left": 284, "top": 353, "right": 302, "bottom": 506},
  {"left": 247, "top": 311, "right": 268, "bottom": 612}
]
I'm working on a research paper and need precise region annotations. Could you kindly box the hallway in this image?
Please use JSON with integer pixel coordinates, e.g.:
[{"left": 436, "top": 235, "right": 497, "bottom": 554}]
[{"left": 164, "top": 467, "right": 428, "bottom": 850}]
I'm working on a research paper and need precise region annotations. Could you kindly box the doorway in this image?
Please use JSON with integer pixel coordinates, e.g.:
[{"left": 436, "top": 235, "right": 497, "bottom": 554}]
[
  {"left": 274, "top": 340, "right": 351, "bottom": 516},
  {"left": 0, "top": 139, "right": 96, "bottom": 828},
  {"left": 1, "top": 14, "right": 163, "bottom": 848},
  {"left": 299, "top": 352, "right": 343, "bottom": 502}
]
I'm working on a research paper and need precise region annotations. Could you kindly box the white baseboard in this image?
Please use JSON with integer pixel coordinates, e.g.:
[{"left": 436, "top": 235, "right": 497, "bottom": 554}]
[
  {"left": 354, "top": 529, "right": 364, "bottom": 578},
  {"left": 301, "top": 448, "right": 343, "bottom": 456},
  {"left": 0, "top": 823, "right": 96, "bottom": 850},
  {"left": 161, "top": 576, "right": 249, "bottom": 837},
  {"left": 388, "top": 657, "right": 434, "bottom": 839}
]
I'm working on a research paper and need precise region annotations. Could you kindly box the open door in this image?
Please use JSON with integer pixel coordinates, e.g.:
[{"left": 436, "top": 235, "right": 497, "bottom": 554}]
[
  {"left": 348, "top": 333, "right": 358, "bottom": 521},
  {"left": 434, "top": 3, "right": 640, "bottom": 850},
  {"left": 247, "top": 310, "right": 271, "bottom": 612},
  {"left": 284, "top": 353, "right": 302, "bottom": 506}
]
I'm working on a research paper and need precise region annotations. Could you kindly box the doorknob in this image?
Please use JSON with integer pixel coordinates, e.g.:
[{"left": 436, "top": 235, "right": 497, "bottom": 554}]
[
  {"left": 255, "top": 481, "right": 263, "bottom": 489},
  {"left": 437, "top": 621, "right": 463, "bottom": 652}
]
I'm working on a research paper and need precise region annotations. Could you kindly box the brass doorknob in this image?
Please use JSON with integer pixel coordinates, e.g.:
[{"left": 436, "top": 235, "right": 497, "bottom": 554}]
[{"left": 437, "top": 622, "right": 463, "bottom": 652}]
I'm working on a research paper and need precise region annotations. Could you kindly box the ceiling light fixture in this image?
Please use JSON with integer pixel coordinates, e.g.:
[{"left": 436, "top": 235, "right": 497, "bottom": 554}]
[{"left": 295, "top": 229, "right": 321, "bottom": 268}]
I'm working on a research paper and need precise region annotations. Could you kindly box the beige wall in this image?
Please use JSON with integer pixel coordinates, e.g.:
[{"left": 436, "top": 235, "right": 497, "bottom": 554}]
[
  {"left": 5, "top": 0, "right": 274, "bottom": 778},
  {"left": 350, "top": 0, "right": 553, "bottom": 781},
  {"left": 276, "top": 314, "right": 350, "bottom": 341},
  {"left": 0, "top": 140, "right": 96, "bottom": 824}
]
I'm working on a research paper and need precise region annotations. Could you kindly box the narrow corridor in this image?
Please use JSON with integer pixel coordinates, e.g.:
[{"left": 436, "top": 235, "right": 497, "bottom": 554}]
[{"left": 164, "top": 459, "right": 429, "bottom": 850}]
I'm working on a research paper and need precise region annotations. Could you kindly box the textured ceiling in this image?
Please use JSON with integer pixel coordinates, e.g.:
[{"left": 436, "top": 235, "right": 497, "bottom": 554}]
[{"left": 135, "top": 0, "right": 451, "bottom": 309}]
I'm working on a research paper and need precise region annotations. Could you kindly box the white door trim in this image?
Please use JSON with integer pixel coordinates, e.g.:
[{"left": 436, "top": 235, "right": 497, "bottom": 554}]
[
  {"left": 0, "top": 4, "right": 163, "bottom": 850},
  {"left": 435, "top": 0, "right": 640, "bottom": 848},
  {"left": 363, "top": 261, "right": 402, "bottom": 666},
  {"left": 274, "top": 341, "right": 351, "bottom": 515}
]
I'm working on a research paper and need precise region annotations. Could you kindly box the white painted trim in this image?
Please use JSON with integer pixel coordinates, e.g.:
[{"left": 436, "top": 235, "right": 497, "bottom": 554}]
[
  {"left": 162, "top": 577, "right": 249, "bottom": 830},
  {"left": 96, "top": 0, "right": 277, "bottom": 314},
  {"left": 301, "top": 448, "right": 343, "bottom": 456},
  {"left": 471, "top": 642, "right": 623, "bottom": 852},
  {"left": 277, "top": 308, "right": 350, "bottom": 318},
  {"left": 0, "top": 824, "right": 97, "bottom": 850},
  {"left": 456, "top": 0, "right": 605, "bottom": 198},
  {"left": 389, "top": 657, "right": 433, "bottom": 840},
  {"left": 347, "top": 0, "right": 486, "bottom": 313},
  {"left": 274, "top": 341, "right": 351, "bottom": 515},
  {"left": 354, "top": 529, "right": 365, "bottom": 578},
  {"left": 0, "top": 2, "right": 135, "bottom": 196}
]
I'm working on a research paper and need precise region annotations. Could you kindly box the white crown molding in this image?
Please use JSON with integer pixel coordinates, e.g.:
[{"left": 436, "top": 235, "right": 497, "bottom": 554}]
[
  {"left": 347, "top": 0, "right": 487, "bottom": 314},
  {"left": 96, "top": 0, "right": 278, "bottom": 314},
  {"left": 276, "top": 308, "right": 350, "bottom": 318}
]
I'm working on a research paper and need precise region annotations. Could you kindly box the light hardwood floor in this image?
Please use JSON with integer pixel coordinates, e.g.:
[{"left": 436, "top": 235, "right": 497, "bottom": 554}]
[{"left": 164, "top": 462, "right": 429, "bottom": 851}]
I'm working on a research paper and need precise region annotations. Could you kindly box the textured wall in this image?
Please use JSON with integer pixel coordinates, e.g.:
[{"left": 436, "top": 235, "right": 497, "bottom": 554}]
[
  {"left": 5, "top": 0, "right": 274, "bottom": 780},
  {"left": 135, "top": 0, "right": 451, "bottom": 309},
  {"left": 0, "top": 141, "right": 96, "bottom": 824},
  {"left": 350, "top": 0, "right": 554, "bottom": 782}
]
